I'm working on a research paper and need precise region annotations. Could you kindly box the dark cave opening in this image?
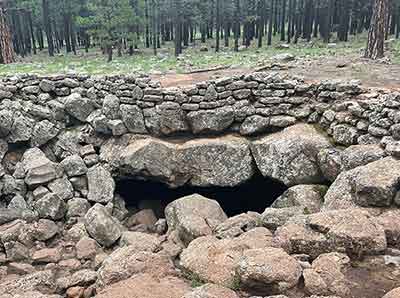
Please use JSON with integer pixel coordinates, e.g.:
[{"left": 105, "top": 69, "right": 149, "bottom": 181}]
[{"left": 115, "top": 172, "right": 288, "bottom": 217}]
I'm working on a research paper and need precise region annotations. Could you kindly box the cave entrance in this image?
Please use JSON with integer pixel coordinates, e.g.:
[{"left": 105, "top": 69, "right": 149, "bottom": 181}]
[{"left": 115, "top": 172, "right": 288, "bottom": 217}]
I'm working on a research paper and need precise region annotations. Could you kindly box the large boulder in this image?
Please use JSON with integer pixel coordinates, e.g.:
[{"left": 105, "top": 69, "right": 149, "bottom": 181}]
[
  {"left": 96, "top": 274, "right": 190, "bottom": 298},
  {"left": 251, "top": 124, "right": 331, "bottom": 186},
  {"left": 178, "top": 136, "right": 254, "bottom": 187},
  {"left": 84, "top": 204, "right": 123, "bottom": 247},
  {"left": 108, "top": 135, "right": 254, "bottom": 188},
  {"left": 276, "top": 209, "right": 387, "bottom": 258},
  {"left": 165, "top": 194, "right": 227, "bottom": 244},
  {"left": 324, "top": 157, "right": 400, "bottom": 210},
  {"left": 180, "top": 228, "right": 276, "bottom": 287},
  {"left": 237, "top": 247, "right": 302, "bottom": 293}
]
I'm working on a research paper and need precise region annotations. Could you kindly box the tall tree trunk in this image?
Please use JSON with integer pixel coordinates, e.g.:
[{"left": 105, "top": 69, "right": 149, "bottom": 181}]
[
  {"left": 216, "top": 0, "right": 220, "bottom": 52},
  {"left": 42, "top": 0, "right": 54, "bottom": 56},
  {"left": 234, "top": 0, "right": 240, "bottom": 51},
  {"left": 174, "top": 0, "right": 182, "bottom": 56},
  {"left": 365, "top": 0, "right": 389, "bottom": 59},
  {"left": 0, "top": 7, "right": 15, "bottom": 64}
]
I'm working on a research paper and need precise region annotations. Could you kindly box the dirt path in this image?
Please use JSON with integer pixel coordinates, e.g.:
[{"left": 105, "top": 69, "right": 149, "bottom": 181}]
[{"left": 151, "top": 56, "right": 400, "bottom": 90}]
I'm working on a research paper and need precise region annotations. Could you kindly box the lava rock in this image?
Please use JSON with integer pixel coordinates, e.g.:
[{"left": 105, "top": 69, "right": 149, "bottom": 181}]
[{"left": 84, "top": 204, "right": 123, "bottom": 247}]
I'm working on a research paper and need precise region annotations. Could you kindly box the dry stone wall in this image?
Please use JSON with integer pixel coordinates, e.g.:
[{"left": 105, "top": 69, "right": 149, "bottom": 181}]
[
  {"left": 2, "top": 72, "right": 400, "bottom": 298},
  {"left": 1, "top": 72, "right": 400, "bottom": 233},
  {"left": 0, "top": 72, "right": 399, "bottom": 145}
]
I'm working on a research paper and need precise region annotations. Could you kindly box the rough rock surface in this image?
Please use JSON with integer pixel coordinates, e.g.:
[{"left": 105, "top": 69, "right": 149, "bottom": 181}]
[
  {"left": 324, "top": 157, "right": 400, "bottom": 209},
  {"left": 96, "top": 274, "right": 191, "bottom": 298},
  {"left": 237, "top": 247, "right": 302, "bottom": 293},
  {"left": 84, "top": 204, "right": 123, "bottom": 247},
  {"left": 165, "top": 194, "right": 228, "bottom": 244},
  {"left": 180, "top": 228, "right": 276, "bottom": 287},
  {"left": 251, "top": 124, "right": 331, "bottom": 186}
]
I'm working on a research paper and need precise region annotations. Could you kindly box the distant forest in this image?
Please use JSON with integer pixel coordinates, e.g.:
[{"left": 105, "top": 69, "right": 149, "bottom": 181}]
[{"left": 0, "top": 0, "right": 398, "bottom": 62}]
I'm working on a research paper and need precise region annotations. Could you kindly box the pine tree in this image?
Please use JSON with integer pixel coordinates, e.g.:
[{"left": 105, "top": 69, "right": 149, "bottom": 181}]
[
  {"left": 365, "top": 0, "right": 389, "bottom": 59},
  {"left": 0, "top": 1, "right": 15, "bottom": 64}
]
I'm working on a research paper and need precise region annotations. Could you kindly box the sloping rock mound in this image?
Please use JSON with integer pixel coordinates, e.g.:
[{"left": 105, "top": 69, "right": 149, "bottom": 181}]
[
  {"left": 251, "top": 124, "right": 331, "bottom": 186},
  {"left": 101, "top": 134, "right": 254, "bottom": 187},
  {"left": 165, "top": 194, "right": 227, "bottom": 245},
  {"left": 324, "top": 157, "right": 400, "bottom": 210},
  {"left": 95, "top": 274, "right": 191, "bottom": 298}
]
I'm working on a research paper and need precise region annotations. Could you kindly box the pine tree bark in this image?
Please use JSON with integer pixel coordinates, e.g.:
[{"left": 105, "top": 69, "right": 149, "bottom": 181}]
[
  {"left": 0, "top": 6, "right": 14, "bottom": 64},
  {"left": 365, "top": 0, "right": 388, "bottom": 59},
  {"left": 42, "top": 0, "right": 54, "bottom": 56}
]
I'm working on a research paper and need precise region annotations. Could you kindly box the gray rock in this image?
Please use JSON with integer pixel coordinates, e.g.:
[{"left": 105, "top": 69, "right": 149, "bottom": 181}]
[
  {"left": 39, "top": 79, "right": 56, "bottom": 92},
  {"left": 0, "top": 110, "right": 13, "bottom": 137},
  {"left": 204, "top": 85, "right": 218, "bottom": 101},
  {"left": 0, "top": 139, "right": 8, "bottom": 162},
  {"left": 341, "top": 144, "right": 386, "bottom": 171},
  {"left": 158, "top": 107, "right": 189, "bottom": 135},
  {"left": 65, "top": 93, "right": 94, "bottom": 122},
  {"left": 251, "top": 124, "right": 331, "bottom": 186},
  {"left": 271, "top": 53, "right": 295, "bottom": 62},
  {"left": 30, "top": 219, "right": 59, "bottom": 241},
  {"left": 0, "top": 208, "right": 23, "bottom": 225},
  {"left": 31, "top": 120, "right": 60, "bottom": 147},
  {"left": 187, "top": 106, "right": 234, "bottom": 134},
  {"left": 114, "top": 135, "right": 254, "bottom": 188},
  {"left": 84, "top": 203, "right": 123, "bottom": 247},
  {"left": 47, "top": 177, "right": 74, "bottom": 201},
  {"left": 270, "top": 115, "right": 297, "bottom": 128},
  {"left": 60, "top": 155, "right": 87, "bottom": 177},
  {"left": 8, "top": 116, "right": 35, "bottom": 143},
  {"left": 324, "top": 157, "right": 400, "bottom": 209},
  {"left": 262, "top": 207, "right": 306, "bottom": 230},
  {"left": 165, "top": 194, "right": 227, "bottom": 244},
  {"left": 87, "top": 165, "right": 115, "bottom": 204},
  {"left": 34, "top": 193, "right": 67, "bottom": 220},
  {"left": 318, "top": 148, "right": 343, "bottom": 182},
  {"left": 332, "top": 124, "right": 359, "bottom": 146},
  {"left": 102, "top": 94, "right": 120, "bottom": 119},
  {"left": 67, "top": 197, "right": 91, "bottom": 218},
  {"left": 120, "top": 104, "right": 147, "bottom": 133},
  {"left": 22, "top": 148, "right": 57, "bottom": 187},
  {"left": 272, "top": 185, "right": 327, "bottom": 213},
  {"left": 240, "top": 115, "right": 270, "bottom": 136}
]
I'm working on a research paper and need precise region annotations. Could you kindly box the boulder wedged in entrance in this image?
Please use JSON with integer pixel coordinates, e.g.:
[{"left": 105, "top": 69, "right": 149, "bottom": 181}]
[
  {"left": 251, "top": 124, "right": 331, "bottom": 186},
  {"left": 101, "top": 134, "right": 255, "bottom": 188}
]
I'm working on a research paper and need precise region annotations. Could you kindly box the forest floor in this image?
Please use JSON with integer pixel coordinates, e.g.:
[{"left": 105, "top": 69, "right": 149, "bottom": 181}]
[{"left": 1, "top": 34, "right": 400, "bottom": 89}]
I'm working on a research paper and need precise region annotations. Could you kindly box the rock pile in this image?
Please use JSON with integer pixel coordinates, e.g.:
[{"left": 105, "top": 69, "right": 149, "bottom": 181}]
[{"left": 0, "top": 72, "right": 400, "bottom": 297}]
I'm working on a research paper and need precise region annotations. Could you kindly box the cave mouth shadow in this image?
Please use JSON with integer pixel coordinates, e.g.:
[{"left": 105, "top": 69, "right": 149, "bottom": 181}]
[{"left": 115, "top": 172, "right": 288, "bottom": 217}]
